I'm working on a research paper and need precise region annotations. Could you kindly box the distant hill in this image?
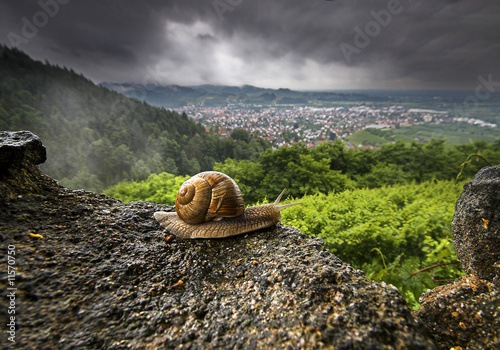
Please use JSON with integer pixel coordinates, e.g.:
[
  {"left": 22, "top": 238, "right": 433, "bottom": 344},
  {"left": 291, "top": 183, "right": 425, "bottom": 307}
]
[
  {"left": 100, "top": 82, "right": 385, "bottom": 108},
  {"left": 103, "top": 80, "right": 500, "bottom": 148},
  {"left": 0, "top": 46, "right": 269, "bottom": 192},
  {"left": 100, "top": 83, "right": 500, "bottom": 121}
]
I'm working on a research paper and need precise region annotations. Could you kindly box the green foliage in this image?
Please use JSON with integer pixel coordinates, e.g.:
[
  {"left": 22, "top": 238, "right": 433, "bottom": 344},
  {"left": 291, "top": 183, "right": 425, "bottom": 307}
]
[
  {"left": 214, "top": 138, "right": 500, "bottom": 203},
  {"left": 346, "top": 128, "right": 389, "bottom": 146},
  {"left": 215, "top": 140, "right": 356, "bottom": 203},
  {"left": 230, "top": 128, "right": 251, "bottom": 143},
  {"left": 455, "top": 150, "right": 492, "bottom": 183},
  {"left": 281, "top": 180, "right": 465, "bottom": 309},
  {"left": 104, "top": 172, "right": 190, "bottom": 205}
]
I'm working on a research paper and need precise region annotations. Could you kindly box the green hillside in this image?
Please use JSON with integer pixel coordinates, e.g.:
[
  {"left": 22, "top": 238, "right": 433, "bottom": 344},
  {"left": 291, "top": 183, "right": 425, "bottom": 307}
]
[
  {"left": 346, "top": 129, "right": 389, "bottom": 146},
  {"left": 347, "top": 124, "right": 500, "bottom": 147},
  {"left": 0, "top": 46, "right": 269, "bottom": 192}
]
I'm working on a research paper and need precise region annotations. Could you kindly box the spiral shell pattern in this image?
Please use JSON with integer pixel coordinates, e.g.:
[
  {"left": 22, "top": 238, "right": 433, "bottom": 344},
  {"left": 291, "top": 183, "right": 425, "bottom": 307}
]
[{"left": 175, "top": 171, "right": 245, "bottom": 224}]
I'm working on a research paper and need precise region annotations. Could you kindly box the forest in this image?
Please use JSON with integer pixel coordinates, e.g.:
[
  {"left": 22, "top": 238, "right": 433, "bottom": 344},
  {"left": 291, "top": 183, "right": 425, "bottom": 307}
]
[
  {"left": 106, "top": 138, "right": 500, "bottom": 204},
  {"left": 0, "top": 46, "right": 269, "bottom": 192}
]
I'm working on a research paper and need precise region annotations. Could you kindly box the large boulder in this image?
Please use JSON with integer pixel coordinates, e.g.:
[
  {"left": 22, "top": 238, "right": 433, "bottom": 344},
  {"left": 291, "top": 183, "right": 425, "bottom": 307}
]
[
  {"left": 415, "top": 275, "right": 500, "bottom": 349},
  {"left": 0, "top": 131, "right": 437, "bottom": 349},
  {"left": 452, "top": 166, "right": 500, "bottom": 281}
]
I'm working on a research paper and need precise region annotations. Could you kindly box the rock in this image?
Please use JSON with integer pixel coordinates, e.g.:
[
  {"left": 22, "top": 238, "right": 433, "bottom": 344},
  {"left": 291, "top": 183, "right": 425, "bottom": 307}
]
[
  {"left": 0, "top": 130, "right": 46, "bottom": 169},
  {"left": 420, "top": 166, "right": 500, "bottom": 349},
  {"left": 452, "top": 165, "right": 500, "bottom": 281},
  {"left": 0, "top": 132, "right": 437, "bottom": 349},
  {"left": 414, "top": 275, "right": 500, "bottom": 349},
  {"left": 0, "top": 131, "right": 55, "bottom": 198}
]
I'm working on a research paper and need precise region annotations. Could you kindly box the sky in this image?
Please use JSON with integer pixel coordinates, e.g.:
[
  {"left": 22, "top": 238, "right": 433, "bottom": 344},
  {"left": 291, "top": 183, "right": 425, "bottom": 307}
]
[{"left": 1, "top": 0, "right": 499, "bottom": 90}]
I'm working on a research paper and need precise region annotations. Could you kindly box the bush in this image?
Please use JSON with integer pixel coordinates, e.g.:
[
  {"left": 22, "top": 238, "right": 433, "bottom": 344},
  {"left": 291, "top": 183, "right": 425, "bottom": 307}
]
[
  {"left": 104, "top": 172, "right": 190, "bottom": 205},
  {"left": 281, "top": 180, "right": 465, "bottom": 309}
]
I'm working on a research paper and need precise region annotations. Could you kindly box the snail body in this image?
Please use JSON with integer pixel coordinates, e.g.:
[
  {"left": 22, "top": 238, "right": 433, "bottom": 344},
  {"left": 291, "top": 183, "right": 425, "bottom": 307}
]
[{"left": 154, "top": 171, "right": 302, "bottom": 239}]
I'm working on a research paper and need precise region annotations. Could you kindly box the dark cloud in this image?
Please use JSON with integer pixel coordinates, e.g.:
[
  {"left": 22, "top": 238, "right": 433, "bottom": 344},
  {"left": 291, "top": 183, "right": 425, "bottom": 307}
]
[{"left": 1, "top": 0, "right": 499, "bottom": 89}]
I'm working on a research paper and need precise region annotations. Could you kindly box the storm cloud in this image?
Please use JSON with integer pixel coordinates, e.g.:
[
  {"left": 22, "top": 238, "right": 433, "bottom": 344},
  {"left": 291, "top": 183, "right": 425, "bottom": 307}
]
[{"left": 1, "top": 0, "right": 499, "bottom": 89}]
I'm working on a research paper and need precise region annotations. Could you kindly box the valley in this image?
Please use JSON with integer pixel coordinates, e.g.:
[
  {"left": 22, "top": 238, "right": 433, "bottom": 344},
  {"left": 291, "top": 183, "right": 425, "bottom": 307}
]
[{"left": 103, "top": 82, "right": 500, "bottom": 148}]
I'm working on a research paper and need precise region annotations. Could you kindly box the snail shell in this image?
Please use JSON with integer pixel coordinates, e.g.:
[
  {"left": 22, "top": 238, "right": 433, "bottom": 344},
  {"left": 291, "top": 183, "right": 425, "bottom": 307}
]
[
  {"left": 154, "top": 171, "right": 302, "bottom": 239},
  {"left": 175, "top": 171, "right": 245, "bottom": 224}
]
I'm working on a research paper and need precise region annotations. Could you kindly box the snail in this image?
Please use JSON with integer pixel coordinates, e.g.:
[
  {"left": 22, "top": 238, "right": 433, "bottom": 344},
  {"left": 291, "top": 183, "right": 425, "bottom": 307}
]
[{"left": 154, "top": 171, "right": 302, "bottom": 239}]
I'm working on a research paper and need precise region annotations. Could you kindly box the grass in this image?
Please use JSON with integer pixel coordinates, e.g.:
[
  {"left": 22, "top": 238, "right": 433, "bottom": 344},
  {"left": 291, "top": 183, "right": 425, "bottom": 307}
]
[
  {"left": 347, "top": 123, "right": 500, "bottom": 146},
  {"left": 346, "top": 129, "right": 389, "bottom": 147}
]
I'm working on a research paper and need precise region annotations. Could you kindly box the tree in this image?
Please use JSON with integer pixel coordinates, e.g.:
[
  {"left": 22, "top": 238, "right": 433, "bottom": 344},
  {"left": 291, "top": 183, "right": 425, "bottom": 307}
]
[
  {"left": 287, "top": 154, "right": 354, "bottom": 196},
  {"left": 313, "top": 139, "right": 347, "bottom": 172},
  {"left": 230, "top": 128, "right": 251, "bottom": 143}
]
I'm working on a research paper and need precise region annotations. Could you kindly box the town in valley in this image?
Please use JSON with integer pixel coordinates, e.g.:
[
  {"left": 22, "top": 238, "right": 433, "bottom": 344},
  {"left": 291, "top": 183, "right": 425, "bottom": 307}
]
[{"left": 176, "top": 104, "right": 497, "bottom": 148}]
